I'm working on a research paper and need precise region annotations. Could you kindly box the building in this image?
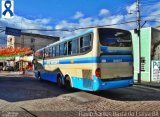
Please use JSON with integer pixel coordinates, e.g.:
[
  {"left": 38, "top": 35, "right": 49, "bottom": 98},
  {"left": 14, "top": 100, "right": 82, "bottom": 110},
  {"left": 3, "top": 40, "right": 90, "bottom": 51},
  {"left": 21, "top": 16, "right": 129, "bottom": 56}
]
[
  {"left": 6, "top": 33, "right": 59, "bottom": 71},
  {"left": 131, "top": 27, "right": 160, "bottom": 82},
  {"left": 156, "top": 26, "right": 160, "bottom": 30},
  {"left": 7, "top": 33, "right": 60, "bottom": 51}
]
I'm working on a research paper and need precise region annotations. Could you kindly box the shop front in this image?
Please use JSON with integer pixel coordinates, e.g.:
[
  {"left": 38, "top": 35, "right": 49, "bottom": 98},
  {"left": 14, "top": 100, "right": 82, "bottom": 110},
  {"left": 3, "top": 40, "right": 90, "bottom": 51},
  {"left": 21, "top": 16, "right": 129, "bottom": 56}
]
[{"left": 15, "top": 56, "right": 34, "bottom": 71}]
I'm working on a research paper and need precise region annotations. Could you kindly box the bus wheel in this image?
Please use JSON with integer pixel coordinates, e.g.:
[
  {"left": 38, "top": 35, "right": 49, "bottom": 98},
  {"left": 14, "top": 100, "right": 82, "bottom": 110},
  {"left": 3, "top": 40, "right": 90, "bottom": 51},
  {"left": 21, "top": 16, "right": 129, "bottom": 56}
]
[
  {"left": 65, "top": 76, "right": 72, "bottom": 90},
  {"left": 57, "top": 75, "right": 63, "bottom": 88}
]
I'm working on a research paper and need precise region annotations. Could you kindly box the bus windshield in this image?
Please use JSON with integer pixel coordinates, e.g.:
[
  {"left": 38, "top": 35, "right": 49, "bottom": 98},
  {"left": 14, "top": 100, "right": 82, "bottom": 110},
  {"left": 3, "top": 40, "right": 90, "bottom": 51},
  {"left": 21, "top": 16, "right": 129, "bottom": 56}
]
[{"left": 99, "top": 28, "right": 132, "bottom": 47}]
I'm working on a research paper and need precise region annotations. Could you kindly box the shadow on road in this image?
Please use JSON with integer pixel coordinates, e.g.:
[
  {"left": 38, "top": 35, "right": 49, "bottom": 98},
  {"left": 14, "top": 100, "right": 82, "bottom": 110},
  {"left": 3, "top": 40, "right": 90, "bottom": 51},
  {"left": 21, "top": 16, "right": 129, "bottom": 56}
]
[
  {"left": 91, "top": 85, "right": 160, "bottom": 101},
  {"left": 0, "top": 76, "right": 78, "bottom": 102},
  {"left": 1, "top": 76, "right": 160, "bottom": 102}
]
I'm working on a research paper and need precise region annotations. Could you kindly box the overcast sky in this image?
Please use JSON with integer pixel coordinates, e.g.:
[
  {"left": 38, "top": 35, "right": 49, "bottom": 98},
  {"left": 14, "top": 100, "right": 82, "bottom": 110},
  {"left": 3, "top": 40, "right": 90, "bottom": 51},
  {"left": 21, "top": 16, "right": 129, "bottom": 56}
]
[{"left": 0, "top": 0, "right": 160, "bottom": 45}]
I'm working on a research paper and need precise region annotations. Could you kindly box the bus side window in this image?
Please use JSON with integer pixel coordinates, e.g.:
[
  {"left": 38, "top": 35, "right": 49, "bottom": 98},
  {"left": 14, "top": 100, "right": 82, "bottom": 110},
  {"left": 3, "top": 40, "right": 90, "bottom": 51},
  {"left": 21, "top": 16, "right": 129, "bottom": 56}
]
[
  {"left": 64, "top": 42, "right": 67, "bottom": 55},
  {"left": 49, "top": 47, "right": 52, "bottom": 58},
  {"left": 68, "top": 41, "right": 72, "bottom": 55},
  {"left": 72, "top": 39, "right": 79, "bottom": 55},
  {"left": 40, "top": 51, "right": 43, "bottom": 59},
  {"left": 60, "top": 42, "right": 67, "bottom": 56},
  {"left": 55, "top": 45, "right": 59, "bottom": 57},
  {"left": 52, "top": 46, "right": 55, "bottom": 57},
  {"left": 43, "top": 49, "right": 45, "bottom": 59},
  {"left": 80, "top": 34, "right": 91, "bottom": 53},
  {"left": 45, "top": 48, "right": 48, "bottom": 58},
  {"left": 60, "top": 43, "right": 64, "bottom": 56},
  {"left": 80, "top": 37, "right": 83, "bottom": 50}
]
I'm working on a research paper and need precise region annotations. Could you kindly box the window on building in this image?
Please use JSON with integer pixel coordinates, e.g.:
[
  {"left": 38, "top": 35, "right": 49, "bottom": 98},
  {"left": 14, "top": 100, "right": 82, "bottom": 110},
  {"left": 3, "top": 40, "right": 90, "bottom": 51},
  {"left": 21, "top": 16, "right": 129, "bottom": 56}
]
[{"left": 31, "top": 38, "right": 35, "bottom": 43}]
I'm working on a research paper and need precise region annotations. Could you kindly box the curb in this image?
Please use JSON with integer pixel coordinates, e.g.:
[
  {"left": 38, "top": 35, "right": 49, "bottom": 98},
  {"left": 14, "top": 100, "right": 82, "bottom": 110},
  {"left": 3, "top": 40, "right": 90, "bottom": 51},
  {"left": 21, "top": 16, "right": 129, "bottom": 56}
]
[
  {"left": 0, "top": 71, "right": 23, "bottom": 75},
  {"left": 135, "top": 83, "right": 160, "bottom": 89}
]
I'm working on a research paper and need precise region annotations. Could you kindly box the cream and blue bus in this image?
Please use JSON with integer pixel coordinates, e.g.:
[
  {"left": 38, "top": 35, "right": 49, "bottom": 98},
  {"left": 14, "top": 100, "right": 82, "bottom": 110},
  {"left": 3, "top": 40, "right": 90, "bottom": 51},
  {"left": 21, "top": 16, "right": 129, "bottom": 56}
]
[{"left": 35, "top": 28, "right": 134, "bottom": 91}]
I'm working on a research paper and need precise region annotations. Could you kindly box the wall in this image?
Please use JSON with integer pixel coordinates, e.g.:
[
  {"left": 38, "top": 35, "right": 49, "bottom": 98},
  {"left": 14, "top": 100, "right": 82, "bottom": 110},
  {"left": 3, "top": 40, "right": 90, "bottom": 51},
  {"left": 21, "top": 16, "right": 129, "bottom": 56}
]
[
  {"left": 131, "top": 27, "right": 151, "bottom": 82},
  {"left": 15, "top": 35, "right": 58, "bottom": 51},
  {"left": 131, "top": 30, "right": 139, "bottom": 81}
]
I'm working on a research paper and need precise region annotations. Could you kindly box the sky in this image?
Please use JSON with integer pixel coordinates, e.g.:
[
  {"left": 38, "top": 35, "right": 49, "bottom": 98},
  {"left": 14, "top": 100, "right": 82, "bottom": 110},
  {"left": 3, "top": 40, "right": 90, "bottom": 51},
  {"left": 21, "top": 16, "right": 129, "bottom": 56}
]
[{"left": 0, "top": 0, "right": 160, "bottom": 45}]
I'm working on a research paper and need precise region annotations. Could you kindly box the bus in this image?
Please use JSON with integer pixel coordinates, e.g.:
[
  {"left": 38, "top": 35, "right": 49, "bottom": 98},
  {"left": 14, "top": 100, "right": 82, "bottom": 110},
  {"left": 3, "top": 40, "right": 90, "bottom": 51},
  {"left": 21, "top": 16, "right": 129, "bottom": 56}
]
[{"left": 34, "top": 28, "right": 134, "bottom": 91}]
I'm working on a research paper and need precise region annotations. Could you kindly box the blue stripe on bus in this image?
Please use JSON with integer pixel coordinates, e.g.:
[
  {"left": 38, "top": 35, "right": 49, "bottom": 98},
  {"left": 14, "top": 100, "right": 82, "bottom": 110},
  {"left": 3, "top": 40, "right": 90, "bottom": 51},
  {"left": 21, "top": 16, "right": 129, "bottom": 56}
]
[
  {"left": 59, "top": 57, "right": 97, "bottom": 64},
  {"left": 92, "top": 76, "right": 134, "bottom": 91},
  {"left": 71, "top": 76, "right": 134, "bottom": 91},
  {"left": 59, "top": 56, "right": 133, "bottom": 64},
  {"left": 101, "top": 46, "right": 132, "bottom": 54},
  {"left": 44, "top": 56, "right": 133, "bottom": 65}
]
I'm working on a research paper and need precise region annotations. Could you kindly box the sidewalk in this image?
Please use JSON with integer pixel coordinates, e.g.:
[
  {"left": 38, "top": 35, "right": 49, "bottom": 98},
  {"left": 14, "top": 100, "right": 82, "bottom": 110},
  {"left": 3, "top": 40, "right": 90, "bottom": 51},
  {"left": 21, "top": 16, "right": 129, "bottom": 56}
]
[
  {"left": 23, "top": 70, "right": 34, "bottom": 77},
  {"left": 0, "top": 71, "right": 23, "bottom": 75},
  {"left": 135, "top": 82, "right": 160, "bottom": 89},
  {"left": 0, "top": 71, "right": 34, "bottom": 77}
]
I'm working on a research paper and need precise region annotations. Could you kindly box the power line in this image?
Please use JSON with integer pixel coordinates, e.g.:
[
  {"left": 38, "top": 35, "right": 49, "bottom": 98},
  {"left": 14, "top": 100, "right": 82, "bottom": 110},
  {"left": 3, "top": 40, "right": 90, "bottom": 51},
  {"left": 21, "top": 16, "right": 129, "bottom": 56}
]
[
  {"left": 0, "top": 15, "right": 159, "bottom": 35},
  {"left": 18, "top": 20, "right": 137, "bottom": 32},
  {"left": 71, "top": 20, "right": 137, "bottom": 31},
  {"left": 0, "top": 18, "right": 159, "bottom": 34}
]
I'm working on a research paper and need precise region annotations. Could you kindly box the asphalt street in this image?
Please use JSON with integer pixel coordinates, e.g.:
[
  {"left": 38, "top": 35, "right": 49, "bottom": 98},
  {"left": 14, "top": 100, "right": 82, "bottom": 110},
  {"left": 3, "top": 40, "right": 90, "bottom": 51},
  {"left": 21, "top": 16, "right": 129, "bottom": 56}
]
[{"left": 0, "top": 75, "right": 160, "bottom": 117}]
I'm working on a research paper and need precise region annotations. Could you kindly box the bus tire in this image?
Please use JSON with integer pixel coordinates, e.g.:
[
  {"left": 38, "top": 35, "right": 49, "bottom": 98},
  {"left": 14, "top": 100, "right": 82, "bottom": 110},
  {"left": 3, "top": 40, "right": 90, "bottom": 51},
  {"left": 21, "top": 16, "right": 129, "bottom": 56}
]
[
  {"left": 57, "top": 74, "right": 63, "bottom": 88},
  {"left": 65, "top": 75, "right": 72, "bottom": 90}
]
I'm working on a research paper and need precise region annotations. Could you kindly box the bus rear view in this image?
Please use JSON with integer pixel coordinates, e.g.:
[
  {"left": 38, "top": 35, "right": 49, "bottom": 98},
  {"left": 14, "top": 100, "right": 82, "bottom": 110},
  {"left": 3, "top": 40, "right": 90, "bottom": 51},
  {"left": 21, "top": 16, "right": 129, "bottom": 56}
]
[{"left": 93, "top": 28, "right": 134, "bottom": 90}]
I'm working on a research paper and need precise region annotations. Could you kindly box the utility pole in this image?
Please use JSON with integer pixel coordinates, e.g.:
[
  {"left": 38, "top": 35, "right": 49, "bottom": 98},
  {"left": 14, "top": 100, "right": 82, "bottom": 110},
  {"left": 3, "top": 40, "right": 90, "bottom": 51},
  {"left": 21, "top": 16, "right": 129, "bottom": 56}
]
[{"left": 137, "top": 0, "right": 141, "bottom": 83}]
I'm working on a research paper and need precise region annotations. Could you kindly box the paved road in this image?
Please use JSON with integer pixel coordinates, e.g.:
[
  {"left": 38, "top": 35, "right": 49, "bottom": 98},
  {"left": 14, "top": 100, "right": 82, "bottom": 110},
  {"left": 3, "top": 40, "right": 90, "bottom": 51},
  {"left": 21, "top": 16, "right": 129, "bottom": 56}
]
[
  {"left": 0, "top": 76, "right": 74, "bottom": 102},
  {"left": 93, "top": 85, "right": 160, "bottom": 101},
  {"left": 0, "top": 75, "right": 160, "bottom": 102},
  {"left": 0, "top": 75, "right": 160, "bottom": 117}
]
